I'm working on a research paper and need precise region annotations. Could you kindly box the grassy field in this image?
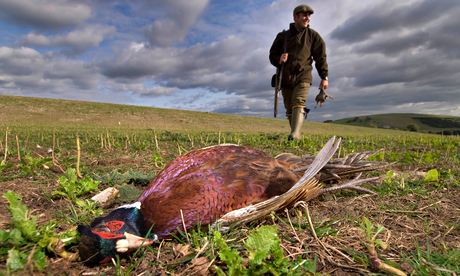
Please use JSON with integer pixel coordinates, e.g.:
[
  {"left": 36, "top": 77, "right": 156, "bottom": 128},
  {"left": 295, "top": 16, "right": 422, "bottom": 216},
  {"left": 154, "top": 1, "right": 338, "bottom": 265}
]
[
  {"left": 1, "top": 95, "right": 428, "bottom": 136},
  {"left": 332, "top": 113, "right": 460, "bottom": 135},
  {"left": 1, "top": 95, "right": 459, "bottom": 275}
]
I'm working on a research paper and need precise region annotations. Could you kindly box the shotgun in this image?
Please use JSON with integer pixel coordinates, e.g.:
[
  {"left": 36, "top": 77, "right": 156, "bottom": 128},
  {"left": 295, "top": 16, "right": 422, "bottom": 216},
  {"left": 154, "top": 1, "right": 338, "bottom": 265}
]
[
  {"left": 274, "top": 30, "right": 288, "bottom": 118},
  {"left": 274, "top": 66, "right": 283, "bottom": 117}
]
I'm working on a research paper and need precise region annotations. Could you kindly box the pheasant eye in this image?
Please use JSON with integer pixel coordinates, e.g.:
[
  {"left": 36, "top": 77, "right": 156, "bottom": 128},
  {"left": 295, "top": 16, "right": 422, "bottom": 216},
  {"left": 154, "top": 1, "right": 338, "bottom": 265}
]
[{"left": 104, "top": 220, "right": 125, "bottom": 231}]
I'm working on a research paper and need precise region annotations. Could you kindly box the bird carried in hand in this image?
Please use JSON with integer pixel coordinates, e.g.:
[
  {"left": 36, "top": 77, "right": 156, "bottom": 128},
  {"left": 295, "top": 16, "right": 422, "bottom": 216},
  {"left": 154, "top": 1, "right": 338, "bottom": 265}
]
[{"left": 315, "top": 87, "right": 334, "bottom": 108}]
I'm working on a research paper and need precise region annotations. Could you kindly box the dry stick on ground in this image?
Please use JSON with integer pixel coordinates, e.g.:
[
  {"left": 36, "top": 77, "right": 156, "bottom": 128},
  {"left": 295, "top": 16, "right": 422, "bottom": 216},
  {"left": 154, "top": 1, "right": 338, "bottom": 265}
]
[
  {"left": 156, "top": 239, "right": 165, "bottom": 261},
  {"left": 51, "top": 131, "right": 65, "bottom": 173},
  {"left": 52, "top": 130, "right": 56, "bottom": 164},
  {"left": 177, "top": 143, "right": 182, "bottom": 156},
  {"left": 180, "top": 209, "right": 191, "bottom": 244},
  {"left": 187, "top": 134, "right": 194, "bottom": 148},
  {"left": 295, "top": 201, "right": 332, "bottom": 256},
  {"left": 16, "top": 134, "right": 21, "bottom": 161},
  {"left": 325, "top": 256, "right": 370, "bottom": 275},
  {"left": 366, "top": 231, "right": 407, "bottom": 276},
  {"left": 103, "top": 133, "right": 107, "bottom": 150},
  {"left": 2, "top": 128, "right": 8, "bottom": 163},
  {"left": 100, "top": 133, "right": 104, "bottom": 149},
  {"left": 154, "top": 130, "right": 160, "bottom": 152},
  {"left": 106, "top": 130, "right": 112, "bottom": 150},
  {"left": 205, "top": 258, "right": 216, "bottom": 274},
  {"left": 76, "top": 135, "right": 82, "bottom": 178},
  {"left": 280, "top": 243, "right": 293, "bottom": 257},
  {"left": 26, "top": 245, "right": 37, "bottom": 274},
  {"left": 125, "top": 135, "right": 129, "bottom": 150},
  {"left": 296, "top": 203, "right": 366, "bottom": 274},
  {"left": 193, "top": 240, "right": 209, "bottom": 260},
  {"left": 176, "top": 241, "right": 211, "bottom": 276},
  {"left": 285, "top": 208, "right": 303, "bottom": 246},
  {"left": 418, "top": 200, "right": 443, "bottom": 211}
]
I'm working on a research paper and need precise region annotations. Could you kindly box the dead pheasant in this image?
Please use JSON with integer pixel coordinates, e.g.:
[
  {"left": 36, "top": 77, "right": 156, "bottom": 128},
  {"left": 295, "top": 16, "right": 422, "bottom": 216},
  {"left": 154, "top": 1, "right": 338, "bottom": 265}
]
[
  {"left": 75, "top": 136, "right": 384, "bottom": 265},
  {"left": 315, "top": 87, "right": 334, "bottom": 108}
]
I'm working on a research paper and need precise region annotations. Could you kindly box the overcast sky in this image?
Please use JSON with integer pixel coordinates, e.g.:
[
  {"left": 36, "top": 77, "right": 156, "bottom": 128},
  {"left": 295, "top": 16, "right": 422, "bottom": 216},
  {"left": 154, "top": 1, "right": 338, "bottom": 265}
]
[{"left": 1, "top": 0, "right": 459, "bottom": 121}]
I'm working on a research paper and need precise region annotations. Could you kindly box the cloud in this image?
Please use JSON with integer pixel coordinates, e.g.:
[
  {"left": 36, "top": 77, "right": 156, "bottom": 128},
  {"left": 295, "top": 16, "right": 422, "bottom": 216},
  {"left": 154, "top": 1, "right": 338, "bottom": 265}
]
[
  {"left": 0, "top": 46, "right": 97, "bottom": 92},
  {"left": 101, "top": 36, "right": 274, "bottom": 98},
  {"left": 321, "top": 0, "right": 460, "bottom": 119},
  {"left": 144, "top": 86, "right": 178, "bottom": 96},
  {"left": 145, "top": 0, "right": 209, "bottom": 46},
  {"left": 0, "top": 0, "right": 91, "bottom": 29},
  {"left": 43, "top": 59, "right": 98, "bottom": 89},
  {"left": 0, "top": 46, "right": 44, "bottom": 75},
  {"left": 329, "top": 0, "right": 460, "bottom": 59},
  {"left": 111, "top": 82, "right": 178, "bottom": 97},
  {"left": 22, "top": 25, "right": 115, "bottom": 52},
  {"left": 330, "top": 0, "right": 458, "bottom": 43},
  {"left": 209, "top": 95, "right": 273, "bottom": 117}
]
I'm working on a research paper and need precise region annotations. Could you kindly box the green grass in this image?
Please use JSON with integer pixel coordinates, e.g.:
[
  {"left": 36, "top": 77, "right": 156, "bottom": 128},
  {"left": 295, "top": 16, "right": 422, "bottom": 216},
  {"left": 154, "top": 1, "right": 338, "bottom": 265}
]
[{"left": 405, "top": 245, "right": 460, "bottom": 275}]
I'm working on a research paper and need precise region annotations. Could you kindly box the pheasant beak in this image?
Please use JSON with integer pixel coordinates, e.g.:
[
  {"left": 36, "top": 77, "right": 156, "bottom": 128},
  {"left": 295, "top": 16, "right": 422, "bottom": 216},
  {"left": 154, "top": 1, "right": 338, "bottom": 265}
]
[
  {"left": 115, "top": 232, "right": 157, "bottom": 253},
  {"left": 48, "top": 237, "right": 80, "bottom": 262}
]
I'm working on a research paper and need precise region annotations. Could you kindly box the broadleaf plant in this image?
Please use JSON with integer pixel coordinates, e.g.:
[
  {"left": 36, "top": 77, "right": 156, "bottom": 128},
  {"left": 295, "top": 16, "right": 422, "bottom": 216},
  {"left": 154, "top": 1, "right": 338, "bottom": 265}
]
[
  {"left": 52, "top": 168, "right": 100, "bottom": 202},
  {"left": 213, "top": 225, "right": 318, "bottom": 275},
  {"left": 1, "top": 191, "right": 78, "bottom": 273}
]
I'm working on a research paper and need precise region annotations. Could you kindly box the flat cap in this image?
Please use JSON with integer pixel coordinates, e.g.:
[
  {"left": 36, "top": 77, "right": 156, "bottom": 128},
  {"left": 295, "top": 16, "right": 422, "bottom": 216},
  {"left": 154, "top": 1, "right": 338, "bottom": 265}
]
[{"left": 293, "top": 4, "right": 314, "bottom": 15}]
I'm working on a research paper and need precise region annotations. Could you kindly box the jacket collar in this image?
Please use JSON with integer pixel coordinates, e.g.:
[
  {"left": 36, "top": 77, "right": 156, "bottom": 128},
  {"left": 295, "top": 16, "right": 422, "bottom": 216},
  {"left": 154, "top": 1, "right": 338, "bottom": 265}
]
[{"left": 290, "top": 22, "right": 309, "bottom": 33}]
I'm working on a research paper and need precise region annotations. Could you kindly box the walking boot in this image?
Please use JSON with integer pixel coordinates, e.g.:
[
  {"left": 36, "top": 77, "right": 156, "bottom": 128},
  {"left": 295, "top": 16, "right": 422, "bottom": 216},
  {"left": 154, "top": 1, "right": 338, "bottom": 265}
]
[{"left": 288, "top": 107, "right": 305, "bottom": 140}]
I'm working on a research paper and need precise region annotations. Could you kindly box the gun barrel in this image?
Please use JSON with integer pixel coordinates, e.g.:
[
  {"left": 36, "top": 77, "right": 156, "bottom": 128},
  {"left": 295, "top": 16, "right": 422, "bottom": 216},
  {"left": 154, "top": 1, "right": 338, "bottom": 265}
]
[{"left": 273, "top": 65, "right": 284, "bottom": 118}]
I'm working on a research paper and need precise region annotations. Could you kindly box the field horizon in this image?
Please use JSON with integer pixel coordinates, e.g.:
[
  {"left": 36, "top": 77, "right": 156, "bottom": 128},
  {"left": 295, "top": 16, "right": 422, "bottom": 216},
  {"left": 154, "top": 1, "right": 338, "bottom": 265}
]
[{"left": 0, "top": 94, "right": 446, "bottom": 138}]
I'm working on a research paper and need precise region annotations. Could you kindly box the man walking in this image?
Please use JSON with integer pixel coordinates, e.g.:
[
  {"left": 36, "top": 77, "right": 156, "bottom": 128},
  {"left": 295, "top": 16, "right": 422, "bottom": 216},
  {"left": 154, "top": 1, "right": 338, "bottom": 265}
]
[{"left": 269, "top": 4, "right": 329, "bottom": 140}]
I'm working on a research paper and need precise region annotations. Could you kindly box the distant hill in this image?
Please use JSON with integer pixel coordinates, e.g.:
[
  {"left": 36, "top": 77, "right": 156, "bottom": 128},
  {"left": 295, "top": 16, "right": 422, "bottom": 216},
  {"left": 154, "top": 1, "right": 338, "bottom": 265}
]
[{"left": 330, "top": 113, "right": 460, "bottom": 135}]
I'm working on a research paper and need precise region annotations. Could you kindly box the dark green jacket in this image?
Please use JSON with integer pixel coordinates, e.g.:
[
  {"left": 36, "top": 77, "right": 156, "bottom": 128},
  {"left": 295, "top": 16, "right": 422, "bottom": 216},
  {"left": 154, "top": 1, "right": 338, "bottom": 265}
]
[{"left": 269, "top": 23, "right": 328, "bottom": 87}]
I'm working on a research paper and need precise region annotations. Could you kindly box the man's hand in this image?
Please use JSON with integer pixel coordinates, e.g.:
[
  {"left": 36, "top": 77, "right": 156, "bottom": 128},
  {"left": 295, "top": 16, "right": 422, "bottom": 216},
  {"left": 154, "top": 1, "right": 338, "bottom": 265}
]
[
  {"left": 315, "top": 87, "right": 334, "bottom": 108},
  {"left": 320, "top": 79, "right": 329, "bottom": 90},
  {"left": 279, "top": 53, "right": 288, "bottom": 64}
]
